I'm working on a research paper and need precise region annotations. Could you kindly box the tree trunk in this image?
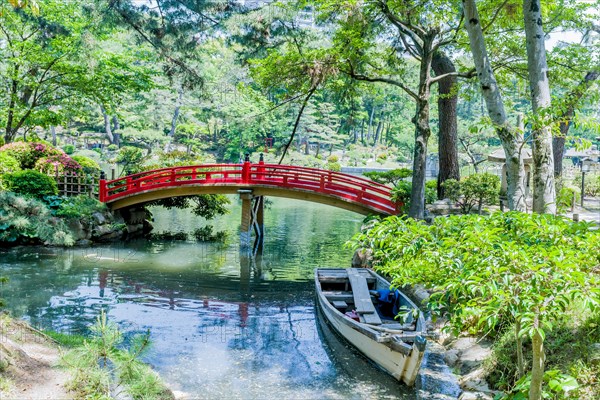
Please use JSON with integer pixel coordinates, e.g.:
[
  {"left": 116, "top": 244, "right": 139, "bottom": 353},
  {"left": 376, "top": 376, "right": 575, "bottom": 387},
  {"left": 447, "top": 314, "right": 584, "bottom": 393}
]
[
  {"left": 463, "top": 0, "right": 527, "bottom": 211},
  {"left": 112, "top": 115, "right": 120, "bottom": 132},
  {"left": 360, "top": 120, "right": 365, "bottom": 144},
  {"left": 524, "top": 0, "right": 556, "bottom": 214},
  {"left": 50, "top": 125, "right": 57, "bottom": 146},
  {"left": 409, "top": 98, "right": 431, "bottom": 219},
  {"left": 432, "top": 51, "right": 460, "bottom": 199},
  {"left": 100, "top": 105, "right": 115, "bottom": 144},
  {"left": 529, "top": 323, "right": 546, "bottom": 400},
  {"left": 373, "top": 110, "right": 383, "bottom": 147},
  {"left": 515, "top": 319, "right": 525, "bottom": 379},
  {"left": 367, "top": 105, "right": 375, "bottom": 143},
  {"left": 169, "top": 88, "right": 184, "bottom": 138},
  {"left": 553, "top": 71, "right": 599, "bottom": 176}
]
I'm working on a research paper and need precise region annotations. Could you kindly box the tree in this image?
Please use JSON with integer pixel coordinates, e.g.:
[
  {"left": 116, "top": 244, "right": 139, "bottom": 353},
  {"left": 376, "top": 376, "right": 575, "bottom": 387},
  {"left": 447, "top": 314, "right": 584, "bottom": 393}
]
[
  {"left": 523, "top": 0, "right": 556, "bottom": 215},
  {"left": 462, "top": 0, "right": 527, "bottom": 212},
  {"left": 320, "top": 0, "right": 465, "bottom": 219},
  {"left": 432, "top": 51, "right": 460, "bottom": 199}
]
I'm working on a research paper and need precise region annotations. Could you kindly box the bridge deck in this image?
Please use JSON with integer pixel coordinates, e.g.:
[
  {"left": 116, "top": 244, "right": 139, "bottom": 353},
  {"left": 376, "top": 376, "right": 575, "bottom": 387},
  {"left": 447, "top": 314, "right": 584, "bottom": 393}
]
[{"left": 99, "top": 162, "right": 400, "bottom": 215}]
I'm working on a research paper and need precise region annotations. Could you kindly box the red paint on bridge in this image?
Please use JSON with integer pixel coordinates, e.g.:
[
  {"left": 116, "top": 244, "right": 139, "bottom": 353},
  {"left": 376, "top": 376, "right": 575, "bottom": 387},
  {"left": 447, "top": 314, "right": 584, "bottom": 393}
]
[{"left": 99, "top": 161, "right": 400, "bottom": 215}]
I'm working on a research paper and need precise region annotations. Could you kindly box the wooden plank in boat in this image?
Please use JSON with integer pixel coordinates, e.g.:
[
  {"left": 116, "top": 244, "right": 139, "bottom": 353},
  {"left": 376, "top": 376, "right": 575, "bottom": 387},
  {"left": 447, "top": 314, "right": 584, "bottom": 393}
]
[
  {"left": 323, "top": 291, "right": 354, "bottom": 302},
  {"left": 346, "top": 268, "right": 382, "bottom": 325}
]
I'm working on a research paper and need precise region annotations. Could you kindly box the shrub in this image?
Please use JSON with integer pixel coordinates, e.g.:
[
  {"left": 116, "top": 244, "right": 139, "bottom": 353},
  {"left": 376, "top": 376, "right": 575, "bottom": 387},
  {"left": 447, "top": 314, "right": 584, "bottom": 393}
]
[
  {"left": 54, "top": 196, "right": 107, "bottom": 220},
  {"left": 0, "top": 142, "right": 63, "bottom": 169},
  {"left": 327, "top": 155, "right": 339, "bottom": 163},
  {"left": 107, "top": 144, "right": 118, "bottom": 151},
  {"left": 34, "top": 154, "right": 82, "bottom": 176},
  {"left": 326, "top": 161, "right": 341, "bottom": 172},
  {"left": 443, "top": 173, "right": 500, "bottom": 214},
  {"left": 2, "top": 170, "right": 58, "bottom": 198},
  {"left": 391, "top": 180, "right": 437, "bottom": 213},
  {"left": 71, "top": 155, "right": 101, "bottom": 176},
  {"left": 349, "top": 212, "right": 600, "bottom": 399},
  {"left": 62, "top": 144, "right": 75, "bottom": 154},
  {"left": 0, "top": 153, "right": 21, "bottom": 175},
  {"left": 0, "top": 191, "right": 74, "bottom": 246},
  {"left": 364, "top": 168, "right": 412, "bottom": 186},
  {"left": 73, "top": 149, "right": 102, "bottom": 162},
  {"left": 116, "top": 146, "right": 144, "bottom": 175}
]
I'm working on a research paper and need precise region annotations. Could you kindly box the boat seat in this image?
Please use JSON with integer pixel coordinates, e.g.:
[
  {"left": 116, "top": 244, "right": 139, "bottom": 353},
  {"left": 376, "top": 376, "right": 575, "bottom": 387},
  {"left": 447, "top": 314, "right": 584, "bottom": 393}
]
[
  {"left": 346, "top": 268, "right": 382, "bottom": 325},
  {"left": 332, "top": 301, "right": 348, "bottom": 311}
]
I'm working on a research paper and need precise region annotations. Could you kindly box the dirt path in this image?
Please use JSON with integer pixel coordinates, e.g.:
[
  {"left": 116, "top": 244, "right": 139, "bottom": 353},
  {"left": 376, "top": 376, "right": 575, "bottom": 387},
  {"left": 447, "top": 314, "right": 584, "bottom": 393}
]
[{"left": 0, "top": 317, "right": 72, "bottom": 400}]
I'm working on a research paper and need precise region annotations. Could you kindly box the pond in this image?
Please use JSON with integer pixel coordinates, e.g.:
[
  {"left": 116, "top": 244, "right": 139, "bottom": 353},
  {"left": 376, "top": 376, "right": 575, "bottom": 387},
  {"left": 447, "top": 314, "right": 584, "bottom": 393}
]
[{"left": 0, "top": 197, "right": 414, "bottom": 399}]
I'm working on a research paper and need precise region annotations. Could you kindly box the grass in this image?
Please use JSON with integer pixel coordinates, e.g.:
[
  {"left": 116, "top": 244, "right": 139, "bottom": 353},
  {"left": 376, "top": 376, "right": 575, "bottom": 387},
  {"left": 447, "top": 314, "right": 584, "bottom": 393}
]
[
  {"left": 43, "top": 330, "right": 87, "bottom": 348},
  {"left": 484, "top": 307, "right": 600, "bottom": 399},
  {"left": 59, "top": 312, "right": 173, "bottom": 400}
]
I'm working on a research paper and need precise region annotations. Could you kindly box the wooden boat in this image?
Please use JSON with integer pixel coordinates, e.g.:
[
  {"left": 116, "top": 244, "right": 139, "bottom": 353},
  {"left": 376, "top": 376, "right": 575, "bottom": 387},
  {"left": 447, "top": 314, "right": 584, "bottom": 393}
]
[{"left": 314, "top": 268, "right": 427, "bottom": 386}]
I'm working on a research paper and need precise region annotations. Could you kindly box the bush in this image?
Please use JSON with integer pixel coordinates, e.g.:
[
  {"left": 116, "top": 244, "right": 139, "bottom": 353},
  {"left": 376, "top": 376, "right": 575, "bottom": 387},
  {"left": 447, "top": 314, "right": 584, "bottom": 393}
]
[
  {"left": 0, "top": 191, "right": 74, "bottom": 246},
  {"left": 443, "top": 173, "right": 500, "bottom": 214},
  {"left": 0, "top": 153, "right": 21, "bottom": 175},
  {"left": 53, "top": 196, "right": 107, "bottom": 220},
  {"left": 327, "top": 155, "right": 339, "bottom": 163},
  {"left": 364, "top": 168, "right": 412, "bottom": 186},
  {"left": 62, "top": 144, "right": 75, "bottom": 155},
  {"left": 391, "top": 180, "right": 437, "bottom": 213},
  {"left": 107, "top": 144, "right": 118, "bottom": 151},
  {"left": 34, "top": 154, "right": 82, "bottom": 176},
  {"left": 71, "top": 155, "right": 101, "bottom": 176},
  {"left": 0, "top": 142, "right": 63, "bottom": 169},
  {"left": 2, "top": 170, "right": 58, "bottom": 198},
  {"left": 326, "top": 161, "right": 341, "bottom": 172}
]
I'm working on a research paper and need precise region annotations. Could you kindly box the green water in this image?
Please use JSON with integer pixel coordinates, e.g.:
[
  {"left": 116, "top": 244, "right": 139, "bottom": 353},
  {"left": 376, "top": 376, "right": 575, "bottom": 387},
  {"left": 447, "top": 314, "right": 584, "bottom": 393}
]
[{"left": 0, "top": 197, "right": 414, "bottom": 399}]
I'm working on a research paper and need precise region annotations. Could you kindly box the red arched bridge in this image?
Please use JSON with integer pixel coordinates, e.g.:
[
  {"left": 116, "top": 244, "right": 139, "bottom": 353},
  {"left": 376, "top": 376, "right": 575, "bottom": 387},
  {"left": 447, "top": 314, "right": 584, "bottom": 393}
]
[{"left": 99, "top": 160, "right": 399, "bottom": 216}]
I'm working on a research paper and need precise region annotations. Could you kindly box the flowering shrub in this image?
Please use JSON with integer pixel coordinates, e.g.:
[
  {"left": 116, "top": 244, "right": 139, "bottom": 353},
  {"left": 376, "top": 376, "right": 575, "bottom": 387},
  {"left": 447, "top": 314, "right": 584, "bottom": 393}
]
[
  {"left": 0, "top": 142, "right": 63, "bottom": 169},
  {"left": 34, "top": 154, "right": 82, "bottom": 175}
]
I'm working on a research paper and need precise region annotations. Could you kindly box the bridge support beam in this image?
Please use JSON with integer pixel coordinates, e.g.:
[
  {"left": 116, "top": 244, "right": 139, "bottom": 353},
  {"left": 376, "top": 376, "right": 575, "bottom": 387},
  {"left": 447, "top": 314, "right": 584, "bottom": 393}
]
[{"left": 238, "top": 190, "right": 264, "bottom": 256}]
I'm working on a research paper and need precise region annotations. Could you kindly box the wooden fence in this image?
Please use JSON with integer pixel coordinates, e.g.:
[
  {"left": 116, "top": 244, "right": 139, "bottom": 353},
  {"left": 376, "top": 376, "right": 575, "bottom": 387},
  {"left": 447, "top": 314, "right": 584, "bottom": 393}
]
[{"left": 54, "top": 171, "right": 98, "bottom": 197}]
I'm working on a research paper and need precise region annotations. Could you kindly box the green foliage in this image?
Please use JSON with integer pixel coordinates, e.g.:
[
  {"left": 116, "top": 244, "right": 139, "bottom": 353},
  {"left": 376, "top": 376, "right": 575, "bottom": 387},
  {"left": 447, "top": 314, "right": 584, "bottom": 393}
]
[
  {"left": 0, "top": 191, "right": 74, "bottom": 246},
  {"left": 443, "top": 173, "right": 500, "bottom": 214},
  {"left": 52, "top": 196, "right": 107, "bottom": 220},
  {"left": 364, "top": 168, "right": 412, "bottom": 186},
  {"left": 326, "top": 161, "right": 341, "bottom": 172},
  {"left": 192, "top": 226, "right": 229, "bottom": 243},
  {"left": 147, "top": 231, "right": 188, "bottom": 241},
  {"left": 71, "top": 155, "right": 101, "bottom": 176},
  {"left": 391, "top": 179, "right": 437, "bottom": 212},
  {"left": 0, "top": 142, "right": 61, "bottom": 169},
  {"left": 327, "top": 155, "right": 339, "bottom": 163},
  {"left": 147, "top": 195, "right": 230, "bottom": 220},
  {"left": 0, "top": 153, "right": 21, "bottom": 177},
  {"left": 61, "top": 311, "right": 173, "bottom": 400},
  {"left": 107, "top": 144, "right": 118, "bottom": 152},
  {"left": 2, "top": 170, "right": 58, "bottom": 198},
  {"left": 63, "top": 144, "right": 75, "bottom": 155},
  {"left": 116, "top": 147, "right": 145, "bottom": 176},
  {"left": 349, "top": 212, "right": 600, "bottom": 397},
  {"left": 500, "top": 370, "right": 579, "bottom": 400}
]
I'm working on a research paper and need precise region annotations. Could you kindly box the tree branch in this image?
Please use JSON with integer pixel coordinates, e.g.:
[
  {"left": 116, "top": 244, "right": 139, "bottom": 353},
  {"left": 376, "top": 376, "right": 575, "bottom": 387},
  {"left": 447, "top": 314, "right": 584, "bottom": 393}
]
[{"left": 278, "top": 87, "right": 317, "bottom": 164}]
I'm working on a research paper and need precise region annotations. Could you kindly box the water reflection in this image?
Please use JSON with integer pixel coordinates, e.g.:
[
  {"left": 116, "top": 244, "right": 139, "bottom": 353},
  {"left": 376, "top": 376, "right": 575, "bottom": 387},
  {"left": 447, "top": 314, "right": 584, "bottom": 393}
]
[{"left": 0, "top": 198, "right": 414, "bottom": 399}]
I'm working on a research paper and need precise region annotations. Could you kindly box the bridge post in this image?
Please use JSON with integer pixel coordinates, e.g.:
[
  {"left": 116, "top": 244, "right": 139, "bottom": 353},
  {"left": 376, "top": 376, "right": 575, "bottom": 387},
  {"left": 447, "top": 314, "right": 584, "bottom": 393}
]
[
  {"left": 99, "top": 171, "right": 106, "bottom": 202},
  {"left": 238, "top": 189, "right": 264, "bottom": 256},
  {"left": 239, "top": 190, "right": 253, "bottom": 251},
  {"left": 242, "top": 153, "right": 251, "bottom": 183}
]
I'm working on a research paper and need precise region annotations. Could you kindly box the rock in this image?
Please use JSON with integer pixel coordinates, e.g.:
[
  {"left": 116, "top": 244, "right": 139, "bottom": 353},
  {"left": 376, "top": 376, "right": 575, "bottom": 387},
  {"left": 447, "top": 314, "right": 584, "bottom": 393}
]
[
  {"left": 589, "top": 343, "right": 600, "bottom": 365},
  {"left": 92, "top": 212, "right": 106, "bottom": 225},
  {"left": 93, "top": 224, "right": 114, "bottom": 237},
  {"left": 75, "top": 239, "right": 92, "bottom": 247},
  {"left": 351, "top": 249, "right": 372, "bottom": 268},
  {"left": 67, "top": 219, "right": 86, "bottom": 241},
  {"left": 444, "top": 349, "right": 460, "bottom": 367},
  {"left": 127, "top": 223, "right": 143, "bottom": 234},
  {"left": 459, "top": 391, "right": 493, "bottom": 400},
  {"left": 459, "top": 341, "right": 492, "bottom": 374}
]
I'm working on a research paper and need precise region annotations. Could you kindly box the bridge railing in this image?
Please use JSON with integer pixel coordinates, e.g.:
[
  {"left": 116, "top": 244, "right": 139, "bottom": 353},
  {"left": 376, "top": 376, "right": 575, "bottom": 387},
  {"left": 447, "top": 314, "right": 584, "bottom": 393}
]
[{"left": 99, "top": 161, "right": 400, "bottom": 214}]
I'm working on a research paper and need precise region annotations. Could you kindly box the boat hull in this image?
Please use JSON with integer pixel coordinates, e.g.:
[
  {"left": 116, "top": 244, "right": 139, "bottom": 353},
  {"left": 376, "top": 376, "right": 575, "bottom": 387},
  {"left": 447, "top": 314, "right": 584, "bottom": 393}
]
[{"left": 315, "top": 269, "right": 426, "bottom": 386}]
